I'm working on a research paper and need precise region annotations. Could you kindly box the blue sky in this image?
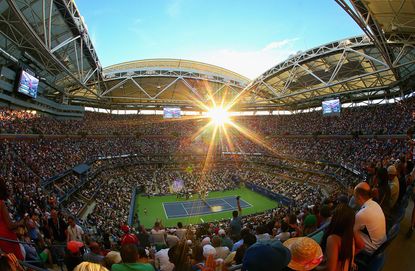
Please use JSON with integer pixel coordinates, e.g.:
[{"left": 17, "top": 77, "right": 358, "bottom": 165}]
[{"left": 75, "top": 0, "right": 363, "bottom": 79}]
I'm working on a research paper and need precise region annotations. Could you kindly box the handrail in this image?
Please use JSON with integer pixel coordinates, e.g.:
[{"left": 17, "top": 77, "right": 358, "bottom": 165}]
[
  {"left": 0, "top": 236, "right": 35, "bottom": 245},
  {"left": 307, "top": 222, "right": 329, "bottom": 238},
  {"left": 0, "top": 236, "right": 66, "bottom": 248},
  {"left": 0, "top": 237, "right": 49, "bottom": 271}
]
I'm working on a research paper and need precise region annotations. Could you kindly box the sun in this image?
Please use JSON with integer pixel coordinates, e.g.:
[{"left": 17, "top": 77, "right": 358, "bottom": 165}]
[{"left": 207, "top": 106, "right": 230, "bottom": 125}]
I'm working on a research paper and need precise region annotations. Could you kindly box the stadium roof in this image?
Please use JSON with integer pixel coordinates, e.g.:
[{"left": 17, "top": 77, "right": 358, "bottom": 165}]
[
  {"left": 337, "top": 0, "right": 415, "bottom": 44},
  {"left": 0, "top": 0, "right": 414, "bottom": 112},
  {"left": 88, "top": 58, "right": 250, "bottom": 110},
  {"left": 243, "top": 35, "right": 415, "bottom": 110},
  {"left": 0, "top": 0, "right": 103, "bottom": 98},
  {"left": 240, "top": 0, "right": 415, "bottom": 110}
]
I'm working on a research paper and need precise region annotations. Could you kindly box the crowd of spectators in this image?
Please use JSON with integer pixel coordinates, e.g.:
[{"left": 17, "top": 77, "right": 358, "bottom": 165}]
[
  {"left": 1, "top": 97, "right": 413, "bottom": 136},
  {"left": 61, "top": 161, "right": 327, "bottom": 238},
  {"left": 0, "top": 98, "right": 414, "bottom": 271}
]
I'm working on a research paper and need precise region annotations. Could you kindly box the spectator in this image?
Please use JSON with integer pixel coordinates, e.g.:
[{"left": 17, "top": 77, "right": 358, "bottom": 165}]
[
  {"left": 103, "top": 251, "right": 122, "bottom": 270},
  {"left": 151, "top": 221, "right": 167, "bottom": 250},
  {"left": 231, "top": 228, "right": 249, "bottom": 252},
  {"left": 353, "top": 182, "right": 386, "bottom": 255},
  {"left": 48, "top": 209, "right": 68, "bottom": 258},
  {"left": 155, "top": 246, "right": 175, "bottom": 271},
  {"left": 83, "top": 242, "right": 105, "bottom": 264},
  {"left": 0, "top": 180, "right": 24, "bottom": 260},
  {"left": 317, "top": 205, "right": 332, "bottom": 230},
  {"left": 67, "top": 216, "right": 84, "bottom": 242},
  {"left": 212, "top": 235, "right": 230, "bottom": 260},
  {"left": 165, "top": 229, "right": 179, "bottom": 248},
  {"left": 112, "top": 244, "right": 155, "bottom": 271},
  {"left": 283, "top": 237, "right": 323, "bottom": 271},
  {"left": 167, "top": 242, "right": 192, "bottom": 271},
  {"left": 242, "top": 239, "right": 291, "bottom": 271},
  {"left": 275, "top": 221, "right": 291, "bottom": 242},
  {"left": 373, "top": 168, "right": 392, "bottom": 217},
  {"left": 190, "top": 244, "right": 205, "bottom": 270},
  {"left": 175, "top": 222, "right": 187, "bottom": 240},
  {"left": 120, "top": 225, "right": 139, "bottom": 246},
  {"left": 73, "top": 261, "right": 109, "bottom": 271},
  {"left": 406, "top": 165, "right": 415, "bottom": 238},
  {"left": 16, "top": 226, "right": 53, "bottom": 266},
  {"left": 229, "top": 199, "right": 242, "bottom": 239},
  {"left": 0, "top": 253, "right": 24, "bottom": 271},
  {"left": 317, "top": 204, "right": 364, "bottom": 271},
  {"left": 64, "top": 241, "right": 85, "bottom": 271},
  {"left": 388, "top": 165, "right": 400, "bottom": 208},
  {"left": 218, "top": 229, "right": 233, "bottom": 251},
  {"left": 287, "top": 213, "right": 302, "bottom": 237},
  {"left": 303, "top": 211, "right": 318, "bottom": 236},
  {"left": 234, "top": 232, "right": 256, "bottom": 265},
  {"left": 26, "top": 213, "right": 41, "bottom": 243},
  {"left": 255, "top": 224, "right": 271, "bottom": 241},
  {"left": 137, "top": 226, "right": 150, "bottom": 249}
]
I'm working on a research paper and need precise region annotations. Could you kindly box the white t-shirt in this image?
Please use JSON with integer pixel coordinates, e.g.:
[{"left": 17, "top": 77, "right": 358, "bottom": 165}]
[
  {"left": 275, "top": 232, "right": 291, "bottom": 242},
  {"left": 67, "top": 224, "right": 84, "bottom": 242},
  {"left": 151, "top": 229, "right": 167, "bottom": 245},
  {"left": 354, "top": 199, "right": 387, "bottom": 254},
  {"left": 175, "top": 228, "right": 187, "bottom": 240},
  {"left": 256, "top": 233, "right": 271, "bottom": 242},
  {"left": 155, "top": 248, "right": 174, "bottom": 271}
]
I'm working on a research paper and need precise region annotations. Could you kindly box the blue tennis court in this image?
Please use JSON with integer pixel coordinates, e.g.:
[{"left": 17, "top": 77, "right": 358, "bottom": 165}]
[{"left": 163, "top": 196, "right": 252, "bottom": 218}]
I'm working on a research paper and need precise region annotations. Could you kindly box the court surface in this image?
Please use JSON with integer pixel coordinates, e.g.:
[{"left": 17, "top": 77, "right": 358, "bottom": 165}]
[
  {"left": 136, "top": 187, "right": 278, "bottom": 227},
  {"left": 163, "top": 196, "right": 252, "bottom": 218}
]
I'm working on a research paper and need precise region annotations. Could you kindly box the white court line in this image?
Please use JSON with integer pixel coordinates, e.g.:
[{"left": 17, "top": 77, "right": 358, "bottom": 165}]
[
  {"left": 165, "top": 202, "right": 255, "bottom": 218},
  {"left": 162, "top": 203, "right": 168, "bottom": 219},
  {"left": 203, "top": 199, "right": 212, "bottom": 208},
  {"left": 181, "top": 203, "right": 190, "bottom": 216},
  {"left": 222, "top": 198, "right": 253, "bottom": 209},
  {"left": 162, "top": 197, "right": 254, "bottom": 218},
  {"left": 220, "top": 199, "right": 234, "bottom": 210},
  {"left": 241, "top": 199, "right": 253, "bottom": 208}
]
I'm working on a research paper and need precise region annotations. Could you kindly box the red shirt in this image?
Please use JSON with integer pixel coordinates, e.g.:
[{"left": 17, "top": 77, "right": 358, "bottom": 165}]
[{"left": 121, "top": 233, "right": 139, "bottom": 245}]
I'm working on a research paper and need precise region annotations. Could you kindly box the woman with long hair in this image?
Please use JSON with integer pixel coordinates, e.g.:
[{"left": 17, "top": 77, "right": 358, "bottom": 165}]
[
  {"left": 317, "top": 204, "right": 364, "bottom": 271},
  {"left": 373, "top": 167, "right": 392, "bottom": 216}
]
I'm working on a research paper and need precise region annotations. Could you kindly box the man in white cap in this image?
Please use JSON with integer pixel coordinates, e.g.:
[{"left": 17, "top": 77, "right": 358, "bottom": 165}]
[{"left": 388, "top": 165, "right": 400, "bottom": 208}]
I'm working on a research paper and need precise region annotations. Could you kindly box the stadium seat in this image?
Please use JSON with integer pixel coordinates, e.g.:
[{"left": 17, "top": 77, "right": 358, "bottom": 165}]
[{"left": 356, "top": 224, "right": 400, "bottom": 271}]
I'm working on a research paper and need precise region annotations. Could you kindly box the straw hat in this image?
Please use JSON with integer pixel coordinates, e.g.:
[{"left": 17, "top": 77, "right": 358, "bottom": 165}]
[{"left": 283, "top": 237, "right": 323, "bottom": 271}]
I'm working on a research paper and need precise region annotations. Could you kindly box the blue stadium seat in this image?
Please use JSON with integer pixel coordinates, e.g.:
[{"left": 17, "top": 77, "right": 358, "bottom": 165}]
[
  {"left": 356, "top": 224, "right": 400, "bottom": 271},
  {"left": 387, "top": 223, "right": 400, "bottom": 240}
]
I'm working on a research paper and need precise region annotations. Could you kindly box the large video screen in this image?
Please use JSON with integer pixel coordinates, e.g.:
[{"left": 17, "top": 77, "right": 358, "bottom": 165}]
[
  {"left": 17, "top": 70, "right": 39, "bottom": 98},
  {"left": 163, "top": 107, "right": 181, "bottom": 118},
  {"left": 322, "top": 99, "right": 341, "bottom": 115}
]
